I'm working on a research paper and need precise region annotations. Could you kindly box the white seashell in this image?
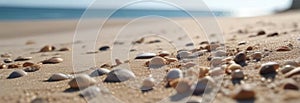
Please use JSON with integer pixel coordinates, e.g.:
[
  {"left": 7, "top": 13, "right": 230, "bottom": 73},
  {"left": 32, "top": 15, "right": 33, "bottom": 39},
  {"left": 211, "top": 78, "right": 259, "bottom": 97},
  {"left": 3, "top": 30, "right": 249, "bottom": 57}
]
[
  {"left": 283, "top": 60, "right": 299, "bottom": 67},
  {"left": 141, "top": 77, "right": 155, "bottom": 90},
  {"left": 7, "top": 70, "right": 27, "bottom": 79},
  {"left": 231, "top": 70, "right": 244, "bottom": 79},
  {"left": 89, "top": 68, "right": 110, "bottom": 77},
  {"left": 104, "top": 69, "right": 136, "bottom": 82},
  {"left": 48, "top": 73, "right": 70, "bottom": 81},
  {"left": 212, "top": 50, "right": 226, "bottom": 57},
  {"left": 42, "top": 57, "right": 63, "bottom": 64},
  {"left": 182, "top": 62, "right": 196, "bottom": 68},
  {"left": 210, "top": 57, "right": 223, "bottom": 67},
  {"left": 68, "top": 74, "right": 96, "bottom": 89},
  {"left": 135, "top": 53, "right": 156, "bottom": 59},
  {"left": 192, "top": 76, "right": 215, "bottom": 95},
  {"left": 176, "top": 51, "right": 191, "bottom": 59},
  {"left": 166, "top": 68, "right": 183, "bottom": 82},
  {"left": 284, "top": 67, "right": 300, "bottom": 78},
  {"left": 259, "top": 62, "right": 279, "bottom": 75},
  {"left": 148, "top": 56, "right": 166, "bottom": 68},
  {"left": 209, "top": 67, "right": 225, "bottom": 76},
  {"left": 79, "top": 86, "right": 101, "bottom": 100},
  {"left": 175, "top": 79, "right": 192, "bottom": 94},
  {"left": 251, "top": 52, "right": 262, "bottom": 61}
]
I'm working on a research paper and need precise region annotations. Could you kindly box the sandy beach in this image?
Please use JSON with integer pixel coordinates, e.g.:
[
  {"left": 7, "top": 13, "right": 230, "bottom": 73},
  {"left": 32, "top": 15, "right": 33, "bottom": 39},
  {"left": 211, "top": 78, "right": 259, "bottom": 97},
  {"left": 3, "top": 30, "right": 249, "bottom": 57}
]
[{"left": 0, "top": 10, "right": 300, "bottom": 103}]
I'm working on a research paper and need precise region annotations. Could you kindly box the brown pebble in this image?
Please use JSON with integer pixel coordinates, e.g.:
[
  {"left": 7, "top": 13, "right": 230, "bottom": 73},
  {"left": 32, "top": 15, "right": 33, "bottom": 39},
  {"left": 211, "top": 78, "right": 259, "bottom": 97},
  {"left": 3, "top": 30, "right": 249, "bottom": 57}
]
[
  {"left": 251, "top": 52, "right": 262, "bottom": 61},
  {"left": 231, "top": 84, "right": 256, "bottom": 100},
  {"left": 234, "top": 52, "right": 247, "bottom": 65},
  {"left": 40, "top": 45, "right": 56, "bottom": 52},
  {"left": 266, "top": 32, "right": 278, "bottom": 37},
  {"left": 59, "top": 47, "right": 70, "bottom": 51},
  {"left": 115, "top": 59, "right": 122, "bottom": 65},
  {"left": 257, "top": 30, "right": 266, "bottom": 36},
  {"left": 246, "top": 46, "right": 253, "bottom": 51},
  {"left": 7, "top": 63, "right": 21, "bottom": 69},
  {"left": 199, "top": 67, "right": 209, "bottom": 78},
  {"left": 259, "top": 62, "right": 279, "bottom": 75},
  {"left": 24, "top": 64, "right": 41, "bottom": 72},
  {"left": 23, "top": 62, "right": 35, "bottom": 67},
  {"left": 282, "top": 80, "right": 299, "bottom": 90},
  {"left": 276, "top": 46, "right": 291, "bottom": 52}
]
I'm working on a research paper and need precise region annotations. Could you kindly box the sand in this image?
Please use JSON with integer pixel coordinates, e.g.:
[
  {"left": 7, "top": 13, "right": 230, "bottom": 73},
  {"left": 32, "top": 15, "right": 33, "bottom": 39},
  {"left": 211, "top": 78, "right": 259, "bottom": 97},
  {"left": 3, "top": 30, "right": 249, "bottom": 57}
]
[{"left": 0, "top": 11, "right": 300, "bottom": 103}]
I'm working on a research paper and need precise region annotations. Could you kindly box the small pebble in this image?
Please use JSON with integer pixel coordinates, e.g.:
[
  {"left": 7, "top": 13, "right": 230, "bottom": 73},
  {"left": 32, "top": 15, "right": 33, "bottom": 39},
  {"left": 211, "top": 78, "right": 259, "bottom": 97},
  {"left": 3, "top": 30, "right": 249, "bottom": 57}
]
[
  {"left": 185, "top": 43, "right": 194, "bottom": 46},
  {"left": 276, "top": 46, "right": 291, "bottom": 52},
  {"left": 115, "top": 59, "right": 122, "bottom": 65},
  {"left": 135, "top": 53, "right": 156, "bottom": 59},
  {"left": 199, "top": 41, "right": 209, "bottom": 45},
  {"left": 0, "top": 64, "right": 7, "bottom": 69},
  {"left": 25, "top": 40, "right": 35, "bottom": 45},
  {"left": 23, "top": 62, "right": 34, "bottom": 67},
  {"left": 7, "top": 70, "right": 27, "bottom": 79},
  {"left": 280, "top": 65, "right": 295, "bottom": 74},
  {"left": 141, "top": 77, "right": 155, "bottom": 91},
  {"left": 212, "top": 50, "right": 226, "bottom": 57},
  {"left": 182, "top": 62, "right": 196, "bottom": 68},
  {"left": 24, "top": 64, "right": 41, "bottom": 72},
  {"left": 246, "top": 46, "right": 253, "bottom": 51},
  {"left": 234, "top": 52, "right": 246, "bottom": 65},
  {"left": 104, "top": 68, "right": 136, "bottom": 82},
  {"left": 284, "top": 67, "right": 300, "bottom": 78},
  {"left": 238, "top": 41, "right": 247, "bottom": 45},
  {"left": 166, "top": 68, "right": 183, "bottom": 82},
  {"left": 165, "top": 57, "right": 178, "bottom": 63},
  {"left": 257, "top": 30, "right": 266, "bottom": 36},
  {"left": 14, "top": 56, "right": 32, "bottom": 61},
  {"left": 226, "top": 63, "right": 242, "bottom": 74},
  {"left": 48, "top": 73, "right": 70, "bottom": 81},
  {"left": 42, "top": 57, "right": 63, "bottom": 64},
  {"left": 68, "top": 74, "right": 96, "bottom": 89},
  {"left": 231, "top": 70, "right": 244, "bottom": 79},
  {"left": 59, "top": 47, "right": 70, "bottom": 51},
  {"left": 3, "top": 58, "right": 13, "bottom": 63},
  {"left": 231, "top": 84, "right": 256, "bottom": 100},
  {"left": 198, "top": 67, "right": 209, "bottom": 78},
  {"left": 192, "top": 76, "right": 215, "bottom": 95},
  {"left": 148, "top": 56, "right": 166, "bottom": 68},
  {"left": 148, "top": 40, "right": 161, "bottom": 44},
  {"left": 251, "top": 52, "right": 262, "bottom": 61},
  {"left": 40, "top": 45, "right": 55, "bottom": 52},
  {"left": 259, "top": 62, "right": 279, "bottom": 75},
  {"left": 266, "top": 32, "right": 278, "bottom": 37},
  {"left": 99, "top": 46, "right": 110, "bottom": 51},
  {"left": 89, "top": 68, "right": 110, "bottom": 77}
]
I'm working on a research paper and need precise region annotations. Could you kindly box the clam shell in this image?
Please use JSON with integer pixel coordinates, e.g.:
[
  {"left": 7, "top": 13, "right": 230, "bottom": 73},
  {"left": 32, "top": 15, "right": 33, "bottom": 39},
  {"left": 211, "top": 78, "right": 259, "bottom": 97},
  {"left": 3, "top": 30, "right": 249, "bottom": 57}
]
[
  {"left": 89, "top": 68, "right": 110, "bottom": 77},
  {"left": 259, "top": 62, "right": 279, "bottom": 75},
  {"left": 192, "top": 76, "right": 215, "bottom": 95},
  {"left": 231, "top": 69, "right": 244, "bottom": 79},
  {"left": 7, "top": 70, "right": 27, "bottom": 79},
  {"left": 24, "top": 64, "right": 41, "bottom": 72},
  {"left": 280, "top": 65, "right": 295, "bottom": 74},
  {"left": 166, "top": 68, "right": 183, "bottom": 82},
  {"left": 42, "top": 57, "right": 63, "bottom": 64},
  {"left": 48, "top": 73, "right": 70, "bottom": 81},
  {"left": 68, "top": 74, "right": 96, "bottom": 89},
  {"left": 135, "top": 53, "right": 156, "bottom": 59},
  {"left": 14, "top": 56, "right": 32, "bottom": 61},
  {"left": 80, "top": 86, "right": 101, "bottom": 100},
  {"left": 40, "top": 45, "right": 55, "bottom": 52},
  {"left": 141, "top": 77, "right": 155, "bottom": 90},
  {"left": 3, "top": 58, "right": 12, "bottom": 63},
  {"left": 149, "top": 56, "right": 166, "bottom": 68},
  {"left": 104, "top": 69, "right": 136, "bottom": 82},
  {"left": 284, "top": 67, "right": 300, "bottom": 78},
  {"left": 176, "top": 51, "right": 191, "bottom": 60}
]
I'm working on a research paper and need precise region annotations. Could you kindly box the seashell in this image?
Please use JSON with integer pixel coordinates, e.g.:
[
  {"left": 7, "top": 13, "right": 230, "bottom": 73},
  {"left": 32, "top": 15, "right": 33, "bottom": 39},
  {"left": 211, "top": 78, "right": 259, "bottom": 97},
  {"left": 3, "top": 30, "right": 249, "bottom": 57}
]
[
  {"left": 209, "top": 67, "right": 225, "bottom": 76},
  {"left": 192, "top": 76, "right": 215, "bottom": 95},
  {"left": 48, "top": 73, "right": 70, "bottom": 81},
  {"left": 280, "top": 65, "right": 295, "bottom": 74},
  {"left": 1, "top": 53, "right": 12, "bottom": 58},
  {"left": 104, "top": 68, "right": 136, "bottom": 82},
  {"left": 7, "top": 70, "right": 27, "bottom": 79},
  {"left": 23, "top": 62, "right": 34, "bottom": 67},
  {"left": 158, "top": 51, "right": 170, "bottom": 57},
  {"left": 3, "top": 58, "right": 12, "bottom": 63},
  {"left": 234, "top": 52, "right": 247, "bottom": 65},
  {"left": 176, "top": 51, "right": 191, "bottom": 60},
  {"left": 266, "top": 32, "right": 278, "bottom": 37},
  {"left": 210, "top": 57, "right": 223, "bottom": 67},
  {"left": 7, "top": 63, "right": 21, "bottom": 69},
  {"left": 24, "top": 64, "right": 41, "bottom": 72},
  {"left": 40, "top": 45, "right": 55, "bottom": 52},
  {"left": 175, "top": 79, "right": 192, "bottom": 94},
  {"left": 212, "top": 50, "right": 226, "bottom": 57},
  {"left": 79, "top": 86, "right": 101, "bottom": 100},
  {"left": 283, "top": 60, "right": 299, "bottom": 67},
  {"left": 135, "top": 52, "right": 156, "bottom": 59},
  {"left": 276, "top": 46, "right": 291, "bottom": 52},
  {"left": 259, "top": 62, "right": 279, "bottom": 75},
  {"left": 166, "top": 68, "right": 183, "bottom": 82},
  {"left": 14, "top": 56, "right": 32, "bottom": 61},
  {"left": 89, "top": 68, "right": 110, "bottom": 77},
  {"left": 100, "top": 63, "right": 111, "bottom": 68},
  {"left": 231, "top": 84, "right": 256, "bottom": 100},
  {"left": 281, "top": 79, "right": 299, "bottom": 90},
  {"left": 246, "top": 46, "right": 253, "bottom": 51},
  {"left": 187, "top": 96, "right": 202, "bottom": 103},
  {"left": 238, "top": 41, "right": 247, "bottom": 45},
  {"left": 99, "top": 46, "right": 110, "bottom": 51},
  {"left": 231, "top": 69, "right": 244, "bottom": 79},
  {"left": 0, "top": 64, "right": 7, "bottom": 69},
  {"left": 198, "top": 67, "right": 209, "bottom": 78},
  {"left": 284, "top": 67, "right": 300, "bottom": 78},
  {"left": 42, "top": 57, "right": 63, "bottom": 64},
  {"left": 165, "top": 57, "right": 178, "bottom": 63},
  {"left": 226, "top": 63, "right": 242, "bottom": 74},
  {"left": 257, "top": 30, "right": 266, "bottom": 35},
  {"left": 182, "top": 62, "right": 196, "bottom": 68},
  {"left": 141, "top": 77, "right": 155, "bottom": 90},
  {"left": 68, "top": 74, "right": 96, "bottom": 89},
  {"left": 251, "top": 52, "right": 262, "bottom": 61},
  {"left": 115, "top": 59, "right": 122, "bottom": 65},
  {"left": 148, "top": 56, "right": 166, "bottom": 68},
  {"left": 59, "top": 47, "right": 70, "bottom": 51}
]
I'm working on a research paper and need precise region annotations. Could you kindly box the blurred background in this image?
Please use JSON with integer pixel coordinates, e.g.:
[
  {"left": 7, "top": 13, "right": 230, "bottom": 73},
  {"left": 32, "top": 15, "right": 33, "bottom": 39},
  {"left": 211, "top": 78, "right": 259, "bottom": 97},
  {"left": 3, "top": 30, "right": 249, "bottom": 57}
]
[{"left": 0, "top": 0, "right": 298, "bottom": 20}]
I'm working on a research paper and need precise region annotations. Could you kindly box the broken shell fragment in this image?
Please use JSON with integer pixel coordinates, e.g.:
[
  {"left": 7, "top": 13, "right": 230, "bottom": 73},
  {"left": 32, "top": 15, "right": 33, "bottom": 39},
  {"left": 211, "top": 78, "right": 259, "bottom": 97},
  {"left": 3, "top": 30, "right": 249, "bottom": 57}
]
[
  {"left": 135, "top": 53, "right": 156, "bottom": 59},
  {"left": 141, "top": 77, "right": 155, "bottom": 91},
  {"left": 89, "top": 68, "right": 110, "bottom": 77},
  {"left": 104, "top": 69, "right": 136, "bottom": 82},
  {"left": 7, "top": 70, "right": 27, "bottom": 79},
  {"left": 42, "top": 57, "right": 63, "bottom": 64},
  {"left": 68, "top": 74, "right": 96, "bottom": 89},
  {"left": 166, "top": 68, "right": 183, "bottom": 82},
  {"left": 148, "top": 56, "right": 166, "bottom": 68},
  {"left": 48, "top": 73, "right": 70, "bottom": 81},
  {"left": 40, "top": 45, "right": 55, "bottom": 52}
]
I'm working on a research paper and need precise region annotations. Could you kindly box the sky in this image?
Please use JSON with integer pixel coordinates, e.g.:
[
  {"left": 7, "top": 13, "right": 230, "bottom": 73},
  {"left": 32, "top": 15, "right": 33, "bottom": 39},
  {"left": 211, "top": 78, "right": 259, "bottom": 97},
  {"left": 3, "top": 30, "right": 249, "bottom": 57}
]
[{"left": 0, "top": 0, "right": 292, "bottom": 12}]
